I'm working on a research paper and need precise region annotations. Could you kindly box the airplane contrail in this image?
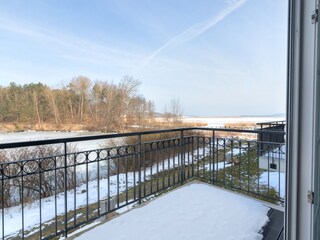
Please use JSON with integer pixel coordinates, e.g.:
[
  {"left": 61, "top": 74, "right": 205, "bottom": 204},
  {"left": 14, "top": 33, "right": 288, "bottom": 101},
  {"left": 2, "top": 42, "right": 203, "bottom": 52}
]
[{"left": 139, "top": 0, "right": 248, "bottom": 69}]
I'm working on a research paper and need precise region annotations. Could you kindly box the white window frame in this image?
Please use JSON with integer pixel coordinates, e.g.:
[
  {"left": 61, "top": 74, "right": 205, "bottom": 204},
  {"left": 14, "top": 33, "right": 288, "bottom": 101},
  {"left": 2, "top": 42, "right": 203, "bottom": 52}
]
[{"left": 286, "top": 0, "right": 318, "bottom": 239}]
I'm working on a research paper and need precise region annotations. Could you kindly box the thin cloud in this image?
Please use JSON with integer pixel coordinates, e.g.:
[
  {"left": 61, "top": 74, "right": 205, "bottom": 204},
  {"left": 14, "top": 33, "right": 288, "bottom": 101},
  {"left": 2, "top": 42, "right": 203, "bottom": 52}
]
[
  {"left": 0, "top": 17, "right": 144, "bottom": 70},
  {"left": 139, "top": 0, "right": 248, "bottom": 69}
]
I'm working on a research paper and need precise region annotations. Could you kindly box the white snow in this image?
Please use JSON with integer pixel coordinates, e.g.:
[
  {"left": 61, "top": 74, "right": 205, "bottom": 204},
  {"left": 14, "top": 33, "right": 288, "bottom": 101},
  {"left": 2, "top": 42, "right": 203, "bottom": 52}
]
[
  {"left": 1, "top": 175, "right": 130, "bottom": 237},
  {"left": 204, "top": 161, "right": 232, "bottom": 171},
  {"left": 263, "top": 144, "right": 286, "bottom": 160},
  {"left": 0, "top": 131, "right": 108, "bottom": 151},
  {"left": 227, "top": 147, "right": 245, "bottom": 156},
  {"left": 0, "top": 130, "right": 282, "bottom": 238},
  {"left": 66, "top": 221, "right": 101, "bottom": 238},
  {"left": 75, "top": 183, "right": 270, "bottom": 240},
  {"left": 0, "top": 142, "right": 279, "bottom": 238},
  {"left": 0, "top": 151, "right": 193, "bottom": 237},
  {"left": 259, "top": 172, "right": 286, "bottom": 198}
]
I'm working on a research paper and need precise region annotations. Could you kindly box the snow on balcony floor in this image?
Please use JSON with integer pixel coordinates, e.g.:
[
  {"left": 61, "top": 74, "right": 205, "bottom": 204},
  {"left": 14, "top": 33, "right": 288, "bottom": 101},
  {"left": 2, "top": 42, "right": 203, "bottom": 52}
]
[{"left": 73, "top": 182, "right": 270, "bottom": 240}]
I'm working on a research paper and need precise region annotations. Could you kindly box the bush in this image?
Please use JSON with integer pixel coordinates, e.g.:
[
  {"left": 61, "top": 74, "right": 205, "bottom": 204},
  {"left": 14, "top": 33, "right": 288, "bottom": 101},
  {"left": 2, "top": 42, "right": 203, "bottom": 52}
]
[
  {"left": 0, "top": 145, "right": 77, "bottom": 208},
  {"left": 107, "top": 131, "right": 200, "bottom": 173}
]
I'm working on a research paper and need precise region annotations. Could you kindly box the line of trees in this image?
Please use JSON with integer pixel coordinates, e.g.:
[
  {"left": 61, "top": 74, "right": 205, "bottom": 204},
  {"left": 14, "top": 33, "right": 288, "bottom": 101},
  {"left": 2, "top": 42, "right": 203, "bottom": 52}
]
[{"left": 0, "top": 76, "right": 158, "bottom": 131}]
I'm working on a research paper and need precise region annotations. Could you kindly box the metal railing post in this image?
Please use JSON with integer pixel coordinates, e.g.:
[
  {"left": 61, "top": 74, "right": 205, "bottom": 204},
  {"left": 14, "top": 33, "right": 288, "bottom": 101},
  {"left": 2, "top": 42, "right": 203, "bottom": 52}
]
[
  {"left": 138, "top": 134, "right": 142, "bottom": 204},
  {"left": 63, "top": 142, "right": 68, "bottom": 237},
  {"left": 1, "top": 164, "right": 4, "bottom": 240},
  {"left": 180, "top": 130, "right": 185, "bottom": 184},
  {"left": 191, "top": 136, "right": 194, "bottom": 178},
  {"left": 212, "top": 130, "right": 215, "bottom": 184}
]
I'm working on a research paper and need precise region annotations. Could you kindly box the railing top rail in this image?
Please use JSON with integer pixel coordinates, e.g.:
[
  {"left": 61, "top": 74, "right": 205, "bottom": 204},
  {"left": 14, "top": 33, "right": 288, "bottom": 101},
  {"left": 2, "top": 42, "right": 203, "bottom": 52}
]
[
  {"left": 256, "top": 120, "right": 286, "bottom": 125},
  {"left": 0, "top": 127, "right": 286, "bottom": 149}
]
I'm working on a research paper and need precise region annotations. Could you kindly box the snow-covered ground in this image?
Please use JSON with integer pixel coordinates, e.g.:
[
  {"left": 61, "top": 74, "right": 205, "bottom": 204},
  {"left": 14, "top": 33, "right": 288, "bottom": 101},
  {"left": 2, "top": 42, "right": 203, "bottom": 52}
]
[
  {"left": 74, "top": 183, "right": 270, "bottom": 240},
  {"left": 0, "top": 149, "right": 197, "bottom": 238},
  {"left": 0, "top": 147, "right": 246, "bottom": 238},
  {"left": 263, "top": 144, "right": 286, "bottom": 160},
  {"left": 0, "top": 131, "right": 109, "bottom": 151},
  {"left": 0, "top": 130, "right": 285, "bottom": 238},
  {"left": 259, "top": 172, "right": 286, "bottom": 198},
  {"left": 182, "top": 116, "right": 285, "bottom": 128},
  {"left": 227, "top": 146, "right": 246, "bottom": 156}
]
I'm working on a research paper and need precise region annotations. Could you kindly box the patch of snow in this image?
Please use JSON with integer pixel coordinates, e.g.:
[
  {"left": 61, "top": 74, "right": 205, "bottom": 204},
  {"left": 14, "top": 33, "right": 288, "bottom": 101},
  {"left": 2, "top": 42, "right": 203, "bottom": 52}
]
[
  {"left": 259, "top": 172, "right": 286, "bottom": 198},
  {"left": 203, "top": 161, "right": 232, "bottom": 171},
  {"left": 227, "top": 147, "right": 244, "bottom": 156},
  {"left": 115, "top": 202, "right": 136, "bottom": 214},
  {"left": 263, "top": 144, "right": 286, "bottom": 160},
  {"left": 75, "top": 183, "right": 270, "bottom": 240},
  {"left": 0, "top": 131, "right": 114, "bottom": 152},
  {"left": 63, "top": 221, "right": 101, "bottom": 239}
]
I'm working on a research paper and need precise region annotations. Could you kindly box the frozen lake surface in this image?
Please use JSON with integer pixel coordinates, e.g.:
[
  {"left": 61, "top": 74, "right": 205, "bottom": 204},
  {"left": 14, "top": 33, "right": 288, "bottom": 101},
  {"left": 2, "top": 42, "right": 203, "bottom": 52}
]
[
  {"left": 0, "top": 116, "right": 285, "bottom": 146},
  {"left": 0, "top": 131, "right": 113, "bottom": 151},
  {"left": 182, "top": 116, "right": 285, "bottom": 128}
]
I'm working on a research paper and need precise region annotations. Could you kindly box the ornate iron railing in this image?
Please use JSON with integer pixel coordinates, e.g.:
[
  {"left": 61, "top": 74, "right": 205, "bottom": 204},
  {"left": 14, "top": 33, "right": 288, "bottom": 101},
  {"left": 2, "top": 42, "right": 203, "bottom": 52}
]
[{"left": 0, "top": 127, "right": 285, "bottom": 239}]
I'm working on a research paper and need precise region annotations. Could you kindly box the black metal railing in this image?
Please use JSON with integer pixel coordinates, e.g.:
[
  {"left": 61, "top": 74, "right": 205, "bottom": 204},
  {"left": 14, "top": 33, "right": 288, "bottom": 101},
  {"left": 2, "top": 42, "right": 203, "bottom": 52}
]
[
  {"left": 0, "top": 127, "right": 285, "bottom": 239},
  {"left": 256, "top": 120, "right": 286, "bottom": 129},
  {"left": 256, "top": 121, "right": 286, "bottom": 155}
]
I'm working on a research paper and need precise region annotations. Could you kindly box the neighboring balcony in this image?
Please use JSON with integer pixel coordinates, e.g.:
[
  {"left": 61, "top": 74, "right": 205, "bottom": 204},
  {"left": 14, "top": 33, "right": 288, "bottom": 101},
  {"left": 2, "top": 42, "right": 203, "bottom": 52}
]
[
  {"left": 257, "top": 121, "right": 286, "bottom": 204},
  {"left": 0, "top": 126, "right": 285, "bottom": 239}
]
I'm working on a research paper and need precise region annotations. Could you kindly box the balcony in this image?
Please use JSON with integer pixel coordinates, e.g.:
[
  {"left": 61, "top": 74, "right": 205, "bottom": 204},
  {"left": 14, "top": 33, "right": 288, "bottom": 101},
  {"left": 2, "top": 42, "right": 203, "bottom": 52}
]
[{"left": 0, "top": 127, "right": 285, "bottom": 239}]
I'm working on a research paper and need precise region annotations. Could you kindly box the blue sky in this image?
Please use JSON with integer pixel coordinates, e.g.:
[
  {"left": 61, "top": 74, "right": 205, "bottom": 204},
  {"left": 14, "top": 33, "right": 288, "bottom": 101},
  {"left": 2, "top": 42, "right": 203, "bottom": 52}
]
[{"left": 0, "top": 0, "right": 288, "bottom": 116}]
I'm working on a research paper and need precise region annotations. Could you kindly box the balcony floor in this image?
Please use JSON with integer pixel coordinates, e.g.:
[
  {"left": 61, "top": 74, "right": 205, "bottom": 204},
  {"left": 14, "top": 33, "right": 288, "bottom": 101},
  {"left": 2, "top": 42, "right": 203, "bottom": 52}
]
[
  {"left": 69, "top": 182, "right": 283, "bottom": 240},
  {"left": 263, "top": 208, "right": 284, "bottom": 240}
]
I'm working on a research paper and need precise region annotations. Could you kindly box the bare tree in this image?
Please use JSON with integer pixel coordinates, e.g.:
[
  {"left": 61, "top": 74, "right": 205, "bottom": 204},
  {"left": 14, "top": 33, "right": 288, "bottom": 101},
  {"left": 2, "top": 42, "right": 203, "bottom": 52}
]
[
  {"left": 0, "top": 145, "right": 77, "bottom": 207},
  {"left": 92, "top": 81, "right": 103, "bottom": 123},
  {"left": 0, "top": 76, "right": 157, "bottom": 132},
  {"left": 163, "top": 98, "right": 183, "bottom": 124},
  {"left": 43, "top": 87, "right": 61, "bottom": 125},
  {"left": 69, "top": 76, "right": 91, "bottom": 123},
  {"left": 170, "top": 98, "right": 183, "bottom": 122},
  {"left": 31, "top": 90, "right": 42, "bottom": 127}
]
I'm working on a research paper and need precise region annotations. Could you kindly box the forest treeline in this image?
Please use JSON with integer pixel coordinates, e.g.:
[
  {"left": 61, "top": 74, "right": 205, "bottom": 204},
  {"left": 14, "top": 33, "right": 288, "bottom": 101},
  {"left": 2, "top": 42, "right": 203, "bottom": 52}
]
[{"left": 0, "top": 76, "right": 178, "bottom": 132}]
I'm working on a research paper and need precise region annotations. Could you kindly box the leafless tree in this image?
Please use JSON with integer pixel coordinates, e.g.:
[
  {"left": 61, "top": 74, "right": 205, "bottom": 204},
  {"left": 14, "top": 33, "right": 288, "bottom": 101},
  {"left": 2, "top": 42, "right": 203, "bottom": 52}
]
[{"left": 69, "top": 76, "right": 91, "bottom": 123}]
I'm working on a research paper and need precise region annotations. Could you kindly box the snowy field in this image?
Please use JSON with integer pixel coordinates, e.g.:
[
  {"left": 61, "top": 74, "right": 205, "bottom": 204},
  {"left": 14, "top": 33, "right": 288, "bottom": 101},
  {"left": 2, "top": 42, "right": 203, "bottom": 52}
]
[
  {"left": 0, "top": 131, "right": 109, "bottom": 151},
  {"left": 259, "top": 172, "right": 286, "bottom": 198},
  {"left": 182, "top": 116, "right": 284, "bottom": 128},
  {"left": 74, "top": 183, "right": 270, "bottom": 240}
]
